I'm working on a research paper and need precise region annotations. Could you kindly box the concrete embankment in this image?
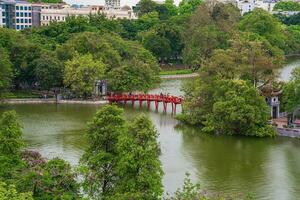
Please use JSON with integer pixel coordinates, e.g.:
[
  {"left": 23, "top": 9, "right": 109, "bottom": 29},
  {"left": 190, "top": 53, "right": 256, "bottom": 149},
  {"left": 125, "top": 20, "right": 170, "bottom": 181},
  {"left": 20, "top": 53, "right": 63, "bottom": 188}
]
[
  {"left": 160, "top": 73, "right": 199, "bottom": 79},
  {"left": 1, "top": 99, "right": 108, "bottom": 105},
  {"left": 277, "top": 128, "right": 300, "bottom": 138}
]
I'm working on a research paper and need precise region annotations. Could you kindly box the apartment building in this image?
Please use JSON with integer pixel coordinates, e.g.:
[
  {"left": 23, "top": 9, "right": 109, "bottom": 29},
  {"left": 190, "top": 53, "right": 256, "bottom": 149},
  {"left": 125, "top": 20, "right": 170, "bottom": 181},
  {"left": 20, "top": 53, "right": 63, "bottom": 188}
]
[{"left": 0, "top": 0, "right": 33, "bottom": 30}]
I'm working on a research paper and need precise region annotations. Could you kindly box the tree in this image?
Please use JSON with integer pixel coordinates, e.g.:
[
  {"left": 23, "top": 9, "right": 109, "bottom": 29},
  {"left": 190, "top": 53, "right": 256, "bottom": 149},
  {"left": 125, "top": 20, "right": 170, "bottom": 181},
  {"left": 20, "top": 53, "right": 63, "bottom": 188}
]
[
  {"left": 0, "top": 182, "right": 33, "bottom": 200},
  {"left": 79, "top": 105, "right": 125, "bottom": 199},
  {"left": 183, "top": 2, "right": 240, "bottom": 67},
  {"left": 202, "top": 79, "right": 275, "bottom": 137},
  {"left": 114, "top": 114, "right": 163, "bottom": 199},
  {"left": 273, "top": 1, "right": 300, "bottom": 11},
  {"left": 0, "top": 48, "right": 13, "bottom": 99},
  {"left": 0, "top": 111, "right": 24, "bottom": 181},
  {"left": 0, "top": 111, "right": 24, "bottom": 156},
  {"left": 135, "top": 0, "right": 158, "bottom": 17},
  {"left": 178, "top": 0, "right": 203, "bottom": 15},
  {"left": 239, "top": 9, "right": 287, "bottom": 50},
  {"left": 107, "top": 58, "right": 160, "bottom": 92},
  {"left": 142, "top": 32, "right": 172, "bottom": 61},
  {"left": 18, "top": 153, "right": 80, "bottom": 199},
  {"left": 33, "top": 52, "right": 63, "bottom": 91},
  {"left": 282, "top": 67, "right": 300, "bottom": 112},
  {"left": 64, "top": 53, "right": 105, "bottom": 98}
]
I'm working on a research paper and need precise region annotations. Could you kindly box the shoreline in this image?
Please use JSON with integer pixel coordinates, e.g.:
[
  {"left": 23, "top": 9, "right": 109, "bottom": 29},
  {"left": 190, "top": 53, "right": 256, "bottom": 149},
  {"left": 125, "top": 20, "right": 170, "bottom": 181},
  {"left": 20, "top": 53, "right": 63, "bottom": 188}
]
[
  {"left": 160, "top": 73, "right": 199, "bottom": 79},
  {"left": 1, "top": 99, "right": 108, "bottom": 105}
]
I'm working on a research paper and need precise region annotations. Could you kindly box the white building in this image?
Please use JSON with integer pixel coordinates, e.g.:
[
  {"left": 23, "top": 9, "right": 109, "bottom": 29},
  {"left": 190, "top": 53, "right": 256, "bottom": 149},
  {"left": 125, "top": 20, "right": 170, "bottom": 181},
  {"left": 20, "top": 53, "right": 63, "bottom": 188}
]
[
  {"left": 235, "top": 0, "right": 277, "bottom": 15},
  {"left": 41, "top": 5, "right": 136, "bottom": 26},
  {"left": 0, "top": 4, "right": 4, "bottom": 27}
]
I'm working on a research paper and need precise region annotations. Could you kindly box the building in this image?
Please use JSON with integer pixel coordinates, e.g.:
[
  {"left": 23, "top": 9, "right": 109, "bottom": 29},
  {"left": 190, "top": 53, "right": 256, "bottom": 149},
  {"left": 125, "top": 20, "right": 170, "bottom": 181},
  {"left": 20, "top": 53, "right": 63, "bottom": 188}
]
[
  {"left": 235, "top": 0, "right": 277, "bottom": 15},
  {"left": 0, "top": 0, "right": 136, "bottom": 30},
  {"left": 40, "top": 5, "right": 136, "bottom": 25},
  {"left": 105, "top": 0, "right": 120, "bottom": 9},
  {"left": 0, "top": 0, "right": 33, "bottom": 30}
]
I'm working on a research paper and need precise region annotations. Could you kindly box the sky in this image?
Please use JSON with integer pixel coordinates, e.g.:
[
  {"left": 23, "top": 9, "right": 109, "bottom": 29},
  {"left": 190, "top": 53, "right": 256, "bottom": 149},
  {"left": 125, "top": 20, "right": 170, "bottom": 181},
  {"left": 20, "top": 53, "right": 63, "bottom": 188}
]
[{"left": 64, "top": 0, "right": 181, "bottom": 7}]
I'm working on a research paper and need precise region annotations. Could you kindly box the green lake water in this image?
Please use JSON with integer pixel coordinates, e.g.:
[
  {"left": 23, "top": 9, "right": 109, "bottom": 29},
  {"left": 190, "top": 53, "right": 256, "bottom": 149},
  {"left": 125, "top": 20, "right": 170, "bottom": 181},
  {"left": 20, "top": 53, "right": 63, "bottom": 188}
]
[{"left": 1, "top": 58, "right": 300, "bottom": 199}]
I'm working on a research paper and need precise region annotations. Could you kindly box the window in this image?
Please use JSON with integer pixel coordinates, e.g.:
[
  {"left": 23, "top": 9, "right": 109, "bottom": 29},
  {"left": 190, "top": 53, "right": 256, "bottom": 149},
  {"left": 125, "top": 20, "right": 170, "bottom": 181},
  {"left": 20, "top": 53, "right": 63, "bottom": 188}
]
[
  {"left": 50, "top": 16, "right": 52, "bottom": 20},
  {"left": 2, "top": 12, "right": 5, "bottom": 16},
  {"left": 28, "top": 13, "right": 31, "bottom": 17},
  {"left": 58, "top": 16, "right": 60, "bottom": 20},
  {"left": 16, "top": 19, "right": 19, "bottom": 23},
  {"left": 24, "top": 12, "right": 27, "bottom": 17},
  {"left": 20, "top": 18, "right": 23, "bottom": 23},
  {"left": 21, "top": 25, "right": 24, "bottom": 29},
  {"left": 24, "top": 6, "right": 27, "bottom": 11},
  {"left": 20, "top": 12, "right": 23, "bottom": 17},
  {"left": 2, "top": 19, "right": 5, "bottom": 23},
  {"left": 46, "top": 16, "right": 48, "bottom": 20},
  {"left": 29, "top": 19, "right": 31, "bottom": 23},
  {"left": 20, "top": 6, "right": 23, "bottom": 10},
  {"left": 16, "top": 6, "right": 19, "bottom": 10},
  {"left": 17, "top": 25, "right": 20, "bottom": 29},
  {"left": 43, "top": 16, "right": 45, "bottom": 20},
  {"left": 16, "top": 12, "right": 19, "bottom": 17},
  {"left": 28, "top": 7, "right": 31, "bottom": 10},
  {"left": 25, "top": 19, "right": 28, "bottom": 23}
]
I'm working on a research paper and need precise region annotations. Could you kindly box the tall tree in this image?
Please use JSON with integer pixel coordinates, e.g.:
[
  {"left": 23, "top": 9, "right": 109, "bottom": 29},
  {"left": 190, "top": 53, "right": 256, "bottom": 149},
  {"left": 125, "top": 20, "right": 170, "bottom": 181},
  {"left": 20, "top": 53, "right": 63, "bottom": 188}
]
[
  {"left": 239, "top": 8, "right": 287, "bottom": 50},
  {"left": 0, "top": 111, "right": 24, "bottom": 156},
  {"left": 0, "top": 48, "right": 13, "bottom": 99},
  {"left": 202, "top": 79, "right": 275, "bottom": 137},
  {"left": 115, "top": 114, "right": 163, "bottom": 199},
  {"left": 282, "top": 67, "right": 300, "bottom": 112},
  {"left": 34, "top": 52, "right": 63, "bottom": 91},
  {"left": 64, "top": 53, "right": 105, "bottom": 98},
  {"left": 80, "top": 105, "right": 125, "bottom": 199}
]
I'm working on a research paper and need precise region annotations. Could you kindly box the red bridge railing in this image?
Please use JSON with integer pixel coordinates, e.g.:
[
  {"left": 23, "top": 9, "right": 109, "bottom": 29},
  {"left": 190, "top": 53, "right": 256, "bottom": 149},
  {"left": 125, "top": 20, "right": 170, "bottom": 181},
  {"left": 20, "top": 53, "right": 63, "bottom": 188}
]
[{"left": 107, "top": 93, "right": 183, "bottom": 113}]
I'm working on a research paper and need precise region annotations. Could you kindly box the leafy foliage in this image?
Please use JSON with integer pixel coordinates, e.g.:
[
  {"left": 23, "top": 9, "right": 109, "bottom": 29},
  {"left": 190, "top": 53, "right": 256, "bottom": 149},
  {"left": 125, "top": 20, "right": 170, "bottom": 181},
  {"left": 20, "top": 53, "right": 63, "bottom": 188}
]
[
  {"left": 0, "top": 182, "right": 33, "bottom": 200},
  {"left": 273, "top": 1, "right": 300, "bottom": 11},
  {"left": 64, "top": 53, "right": 105, "bottom": 98},
  {"left": 202, "top": 79, "right": 275, "bottom": 137},
  {"left": 0, "top": 111, "right": 24, "bottom": 156},
  {"left": 282, "top": 67, "right": 300, "bottom": 112},
  {"left": 0, "top": 47, "right": 13, "bottom": 99},
  {"left": 115, "top": 114, "right": 163, "bottom": 199},
  {"left": 80, "top": 105, "right": 125, "bottom": 198}
]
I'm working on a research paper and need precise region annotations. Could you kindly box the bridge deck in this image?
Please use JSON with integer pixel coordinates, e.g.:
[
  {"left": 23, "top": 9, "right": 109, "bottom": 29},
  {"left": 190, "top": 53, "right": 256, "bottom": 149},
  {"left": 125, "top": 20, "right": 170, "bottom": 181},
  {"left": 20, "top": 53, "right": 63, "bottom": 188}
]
[{"left": 107, "top": 94, "right": 183, "bottom": 113}]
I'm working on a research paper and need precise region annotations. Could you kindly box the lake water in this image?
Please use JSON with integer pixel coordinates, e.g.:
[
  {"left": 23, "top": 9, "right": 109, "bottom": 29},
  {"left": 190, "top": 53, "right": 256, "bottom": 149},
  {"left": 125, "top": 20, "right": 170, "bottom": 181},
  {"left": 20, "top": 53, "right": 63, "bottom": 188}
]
[{"left": 1, "top": 58, "right": 300, "bottom": 199}]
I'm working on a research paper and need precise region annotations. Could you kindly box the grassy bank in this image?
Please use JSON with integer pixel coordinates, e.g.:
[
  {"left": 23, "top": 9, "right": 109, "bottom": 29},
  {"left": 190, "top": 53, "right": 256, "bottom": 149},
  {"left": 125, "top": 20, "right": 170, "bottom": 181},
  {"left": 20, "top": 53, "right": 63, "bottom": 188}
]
[
  {"left": 159, "top": 69, "right": 193, "bottom": 76},
  {"left": 7, "top": 90, "right": 42, "bottom": 99}
]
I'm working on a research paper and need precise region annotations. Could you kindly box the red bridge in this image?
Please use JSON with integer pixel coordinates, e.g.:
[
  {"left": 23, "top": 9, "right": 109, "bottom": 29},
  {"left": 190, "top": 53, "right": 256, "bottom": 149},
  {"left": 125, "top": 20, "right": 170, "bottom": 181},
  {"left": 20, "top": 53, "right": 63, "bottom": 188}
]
[{"left": 107, "top": 93, "right": 183, "bottom": 113}]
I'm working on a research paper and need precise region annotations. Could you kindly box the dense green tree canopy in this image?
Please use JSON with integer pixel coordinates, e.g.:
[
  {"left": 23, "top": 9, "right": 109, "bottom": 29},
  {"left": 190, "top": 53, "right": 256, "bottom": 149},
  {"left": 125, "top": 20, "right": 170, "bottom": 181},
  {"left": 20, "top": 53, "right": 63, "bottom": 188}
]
[
  {"left": 0, "top": 182, "right": 33, "bottom": 200},
  {"left": 80, "top": 105, "right": 125, "bottom": 199},
  {"left": 0, "top": 111, "right": 24, "bottom": 156},
  {"left": 115, "top": 114, "right": 163, "bottom": 199},
  {"left": 202, "top": 79, "right": 275, "bottom": 137},
  {"left": 183, "top": 2, "right": 240, "bottom": 67},
  {"left": 282, "top": 67, "right": 300, "bottom": 112},
  {"left": 0, "top": 48, "right": 13, "bottom": 99},
  {"left": 33, "top": 52, "right": 63, "bottom": 91},
  {"left": 273, "top": 1, "right": 300, "bottom": 11},
  {"left": 239, "top": 9, "right": 287, "bottom": 50},
  {"left": 64, "top": 53, "right": 105, "bottom": 98}
]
